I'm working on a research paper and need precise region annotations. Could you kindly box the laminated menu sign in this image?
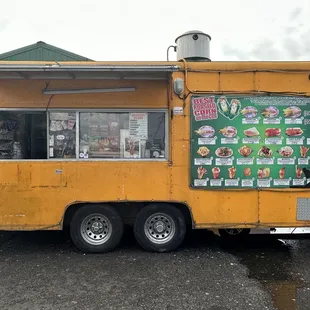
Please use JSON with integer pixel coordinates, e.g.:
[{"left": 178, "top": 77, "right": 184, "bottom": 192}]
[
  {"left": 190, "top": 95, "right": 310, "bottom": 189},
  {"left": 129, "top": 113, "right": 148, "bottom": 139}
]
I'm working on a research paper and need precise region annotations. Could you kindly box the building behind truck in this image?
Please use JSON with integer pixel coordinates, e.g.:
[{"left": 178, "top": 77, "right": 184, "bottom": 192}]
[{"left": 0, "top": 31, "right": 310, "bottom": 253}]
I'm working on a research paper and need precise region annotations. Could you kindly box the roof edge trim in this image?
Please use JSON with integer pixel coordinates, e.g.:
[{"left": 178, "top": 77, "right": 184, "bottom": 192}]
[{"left": 0, "top": 64, "right": 180, "bottom": 72}]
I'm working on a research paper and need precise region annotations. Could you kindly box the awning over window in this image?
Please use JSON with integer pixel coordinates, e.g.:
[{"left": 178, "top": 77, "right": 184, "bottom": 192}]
[{"left": 0, "top": 63, "right": 180, "bottom": 80}]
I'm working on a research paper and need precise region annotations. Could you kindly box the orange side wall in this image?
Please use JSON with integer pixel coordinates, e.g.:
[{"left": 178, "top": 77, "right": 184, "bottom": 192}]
[
  {"left": 1, "top": 62, "right": 310, "bottom": 230},
  {"left": 0, "top": 79, "right": 171, "bottom": 229},
  {"left": 170, "top": 67, "right": 310, "bottom": 228}
]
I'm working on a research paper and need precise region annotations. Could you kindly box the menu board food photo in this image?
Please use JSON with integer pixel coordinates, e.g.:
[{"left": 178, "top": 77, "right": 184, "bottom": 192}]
[{"left": 190, "top": 95, "right": 310, "bottom": 189}]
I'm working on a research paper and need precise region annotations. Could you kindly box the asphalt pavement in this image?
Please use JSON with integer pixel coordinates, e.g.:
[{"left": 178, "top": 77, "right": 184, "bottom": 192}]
[{"left": 0, "top": 228, "right": 309, "bottom": 310}]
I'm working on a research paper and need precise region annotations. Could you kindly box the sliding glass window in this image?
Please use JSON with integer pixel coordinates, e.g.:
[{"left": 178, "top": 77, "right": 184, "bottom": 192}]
[
  {"left": 0, "top": 110, "right": 167, "bottom": 160},
  {"left": 46, "top": 110, "right": 167, "bottom": 160},
  {"left": 79, "top": 112, "right": 167, "bottom": 159}
]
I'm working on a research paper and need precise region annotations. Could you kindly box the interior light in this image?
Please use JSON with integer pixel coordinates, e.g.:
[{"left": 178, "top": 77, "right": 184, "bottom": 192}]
[{"left": 42, "top": 87, "right": 136, "bottom": 95}]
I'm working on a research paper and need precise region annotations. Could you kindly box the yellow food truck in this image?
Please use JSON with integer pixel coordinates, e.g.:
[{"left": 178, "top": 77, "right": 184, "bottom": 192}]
[{"left": 1, "top": 30, "right": 310, "bottom": 253}]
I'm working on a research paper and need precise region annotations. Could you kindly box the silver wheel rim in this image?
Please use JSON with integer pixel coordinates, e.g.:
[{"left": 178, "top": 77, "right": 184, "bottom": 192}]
[
  {"left": 144, "top": 213, "right": 176, "bottom": 244},
  {"left": 80, "top": 213, "right": 112, "bottom": 245},
  {"left": 225, "top": 228, "right": 244, "bottom": 235}
]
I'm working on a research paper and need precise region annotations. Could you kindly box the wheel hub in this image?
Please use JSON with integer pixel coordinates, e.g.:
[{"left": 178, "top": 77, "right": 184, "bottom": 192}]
[
  {"left": 154, "top": 221, "right": 165, "bottom": 233},
  {"left": 91, "top": 221, "right": 104, "bottom": 234},
  {"left": 144, "top": 213, "right": 176, "bottom": 244},
  {"left": 80, "top": 214, "right": 112, "bottom": 245}
]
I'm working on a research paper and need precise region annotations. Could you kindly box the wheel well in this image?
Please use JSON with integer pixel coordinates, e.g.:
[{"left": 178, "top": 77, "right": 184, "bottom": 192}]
[{"left": 62, "top": 201, "right": 194, "bottom": 229}]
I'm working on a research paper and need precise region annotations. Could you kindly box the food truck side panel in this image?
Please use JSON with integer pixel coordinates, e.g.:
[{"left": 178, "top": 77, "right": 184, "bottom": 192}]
[
  {"left": 170, "top": 71, "right": 258, "bottom": 227},
  {"left": 1, "top": 64, "right": 310, "bottom": 231},
  {"left": 0, "top": 78, "right": 171, "bottom": 230},
  {"left": 0, "top": 79, "right": 168, "bottom": 109},
  {"left": 0, "top": 161, "right": 171, "bottom": 229},
  {"left": 170, "top": 68, "right": 310, "bottom": 228}
]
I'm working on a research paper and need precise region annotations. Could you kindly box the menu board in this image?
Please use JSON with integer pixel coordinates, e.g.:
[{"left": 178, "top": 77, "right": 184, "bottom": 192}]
[
  {"left": 190, "top": 95, "right": 310, "bottom": 189},
  {"left": 129, "top": 113, "right": 148, "bottom": 139}
]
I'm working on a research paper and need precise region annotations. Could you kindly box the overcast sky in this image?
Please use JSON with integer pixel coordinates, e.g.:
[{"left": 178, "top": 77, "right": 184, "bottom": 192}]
[{"left": 0, "top": 0, "right": 309, "bottom": 61}]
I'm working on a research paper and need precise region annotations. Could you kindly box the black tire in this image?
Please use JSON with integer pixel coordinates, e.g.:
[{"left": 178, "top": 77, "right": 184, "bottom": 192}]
[
  {"left": 218, "top": 228, "right": 251, "bottom": 239},
  {"left": 70, "top": 204, "right": 124, "bottom": 253},
  {"left": 134, "top": 203, "right": 186, "bottom": 253}
]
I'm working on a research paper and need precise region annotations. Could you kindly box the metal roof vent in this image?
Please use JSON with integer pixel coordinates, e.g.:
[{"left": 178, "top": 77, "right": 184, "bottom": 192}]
[{"left": 174, "top": 30, "right": 211, "bottom": 62}]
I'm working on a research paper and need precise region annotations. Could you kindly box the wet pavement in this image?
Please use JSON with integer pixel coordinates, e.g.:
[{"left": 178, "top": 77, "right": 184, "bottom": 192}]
[{"left": 0, "top": 229, "right": 309, "bottom": 310}]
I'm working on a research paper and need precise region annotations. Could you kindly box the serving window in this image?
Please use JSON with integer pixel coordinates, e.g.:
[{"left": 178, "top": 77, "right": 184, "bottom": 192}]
[
  {"left": 79, "top": 111, "right": 167, "bottom": 159},
  {"left": 46, "top": 110, "right": 167, "bottom": 160},
  {"left": 0, "top": 109, "right": 167, "bottom": 161}
]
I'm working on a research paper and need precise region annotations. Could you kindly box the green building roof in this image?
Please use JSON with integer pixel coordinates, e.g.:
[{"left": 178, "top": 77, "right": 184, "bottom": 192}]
[{"left": 0, "top": 41, "right": 93, "bottom": 61}]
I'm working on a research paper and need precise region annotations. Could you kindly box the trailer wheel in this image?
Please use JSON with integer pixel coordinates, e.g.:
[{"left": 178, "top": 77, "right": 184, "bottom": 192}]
[
  {"left": 218, "top": 228, "right": 251, "bottom": 239},
  {"left": 134, "top": 203, "right": 186, "bottom": 253},
  {"left": 70, "top": 204, "right": 124, "bottom": 253}
]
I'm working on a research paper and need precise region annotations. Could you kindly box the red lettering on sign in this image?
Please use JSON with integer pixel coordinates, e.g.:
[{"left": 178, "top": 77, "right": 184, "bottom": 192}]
[{"left": 192, "top": 97, "right": 218, "bottom": 121}]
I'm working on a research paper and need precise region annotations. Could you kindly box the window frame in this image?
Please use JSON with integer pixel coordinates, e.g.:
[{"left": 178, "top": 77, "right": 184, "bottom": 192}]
[
  {"left": 46, "top": 108, "right": 169, "bottom": 162},
  {"left": 0, "top": 108, "right": 169, "bottom": 162}
]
